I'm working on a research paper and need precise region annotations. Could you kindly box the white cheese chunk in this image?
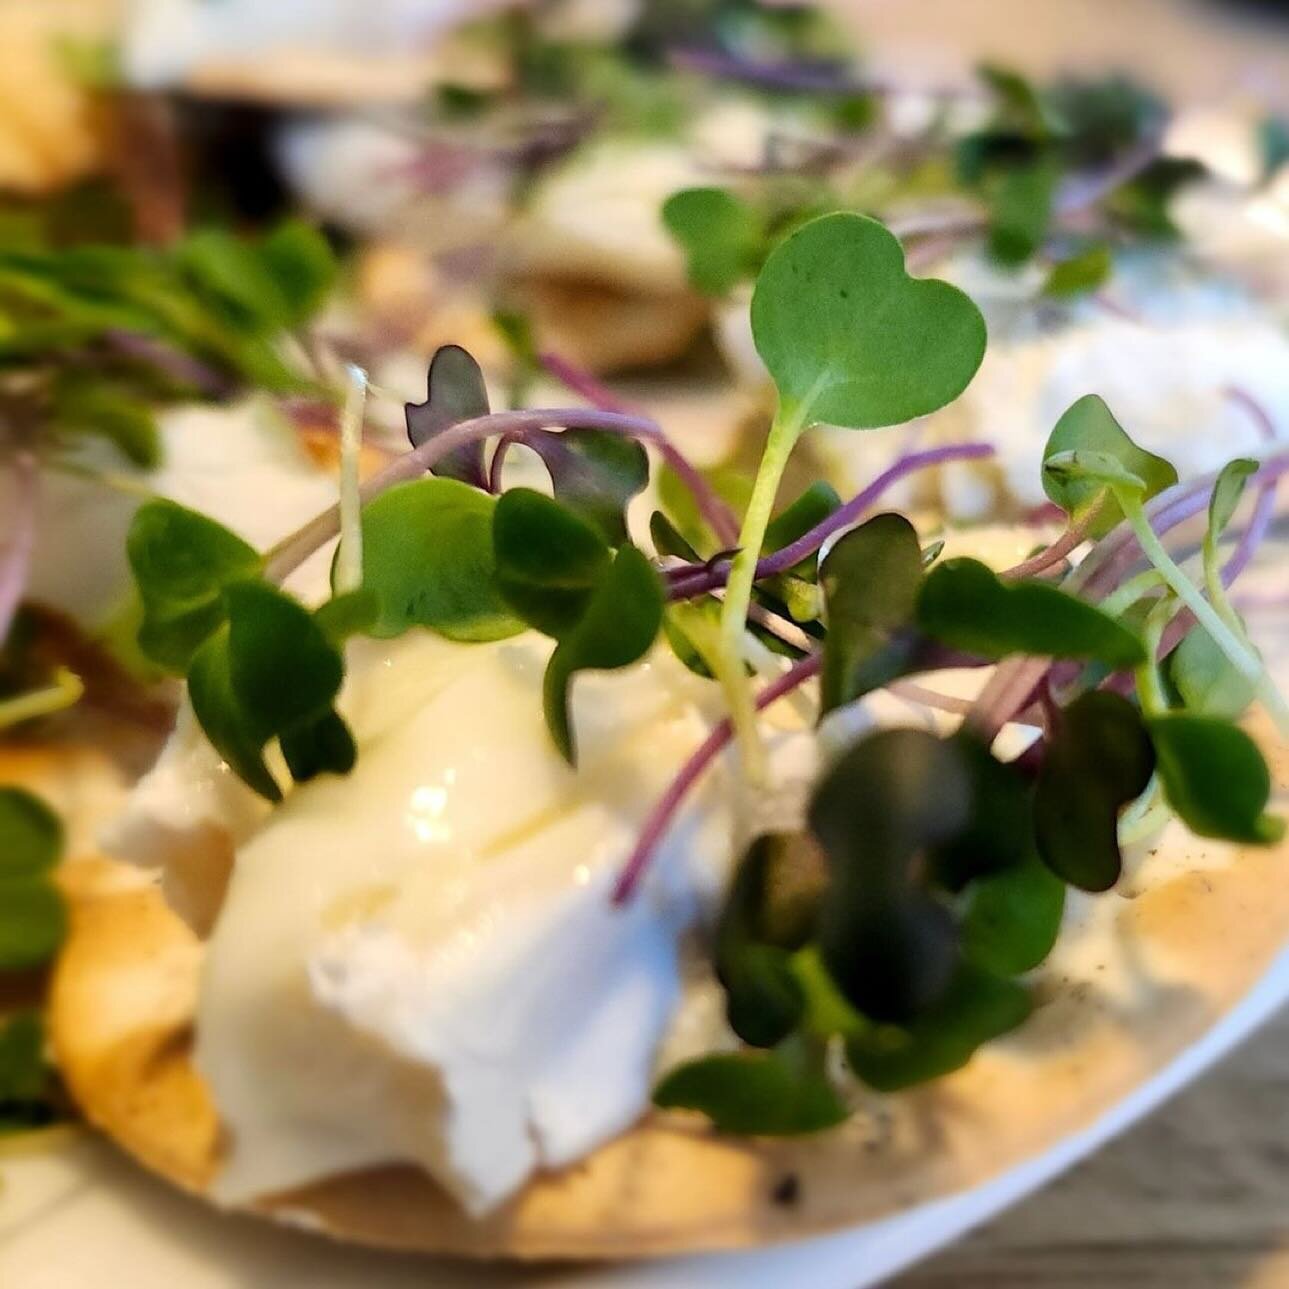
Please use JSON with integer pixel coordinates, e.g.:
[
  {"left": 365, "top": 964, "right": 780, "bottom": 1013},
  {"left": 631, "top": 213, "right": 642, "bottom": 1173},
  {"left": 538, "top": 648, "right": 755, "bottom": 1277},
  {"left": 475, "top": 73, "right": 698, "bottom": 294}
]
[{"left": 110, "top": 628, "right": 745, "bottom": 1213}]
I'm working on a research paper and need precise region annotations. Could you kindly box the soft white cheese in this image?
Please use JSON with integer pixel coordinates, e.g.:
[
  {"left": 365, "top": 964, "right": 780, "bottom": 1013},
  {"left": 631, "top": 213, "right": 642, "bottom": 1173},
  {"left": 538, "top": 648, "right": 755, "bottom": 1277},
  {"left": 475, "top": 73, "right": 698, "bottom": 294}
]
[{"left": 109, "top": 628, "right": 752, "bottom": 1213}]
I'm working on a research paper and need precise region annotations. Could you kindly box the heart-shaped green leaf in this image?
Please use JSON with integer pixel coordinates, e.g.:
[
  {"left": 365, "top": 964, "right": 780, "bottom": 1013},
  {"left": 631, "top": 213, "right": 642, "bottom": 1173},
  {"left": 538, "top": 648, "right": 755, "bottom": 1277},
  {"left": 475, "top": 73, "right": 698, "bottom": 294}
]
[
  {"left": 1041, "top": 395, "right": 1178, "bottom": 536},
  {"left": 494, "top": 488, "right": 611, "bottom": 638},
  {"left": 918, "top": 557, "right": 1146, "bottom": 667},
  {"left": 654, "top": 1048, "right": 848, "bottom": 1135},
  {"left": 0, "top": 788, "right": 63, "bottom": 879},
  {"left": 1169, "top": 624, "right": 1256, "bottom": 720},
  {"left": 1149, "top": 714, "right": 1284, "bottom": 844},
  {"left": 1035, "top": 691, "right": 1155, "bottom": 890},
  {"left": 750, "top": 212, "right": 987, "bottom": 429},
  {"left": 818, "top": 513, "right": 924, "bottom": 712},
  {"left": 845, "top": 963, "right": 1030, "bottom": 1092},
  {"left": 663, "top": 187, "right": 765, "bottom": 296},
  {"left": 128, "top": 499, "right": 263, "bottom": 674},
  {"left": 809, "top": 728, "right": 971, "bottom": 1022},
  {"left": 961, "top": 852, "right": 1065, "bottom": 976},
  {"left": 542, "top": 545, "right": 663, "bottom": 764},
  {"left": 716, "top": 833, "right": 826, "bottom": 1047},
  {"left": 356, "top": 478, "right": 522, "bottom": 642}
]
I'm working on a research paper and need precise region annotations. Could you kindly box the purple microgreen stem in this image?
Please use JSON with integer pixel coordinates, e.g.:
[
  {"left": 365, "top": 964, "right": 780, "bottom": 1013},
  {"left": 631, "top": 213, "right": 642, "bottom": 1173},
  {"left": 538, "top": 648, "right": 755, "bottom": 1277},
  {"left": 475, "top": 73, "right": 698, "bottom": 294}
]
[
  {"left": 612, "top": 651, "right": 822, "bottom": 905},
  {"left": 1000, "top": 507, "right": 1097, "bottom": 580},
  {"left": 1224, "top": 385, "right": 1279, "bottom": 442},
  {"left": 102, "top": 329, "right": 233, "bottom": 398},
  {"left": 667, "top": 441, "right": 995, "bottom": 601},
  {"left": 538, "top": 351, "right": 740, "bottom": 546},
  {"left": 0, "top": 450, "right": 38, "bottom": 646},
  {"left": 261, "top": 407, "right": 680, "bottom": 584}
]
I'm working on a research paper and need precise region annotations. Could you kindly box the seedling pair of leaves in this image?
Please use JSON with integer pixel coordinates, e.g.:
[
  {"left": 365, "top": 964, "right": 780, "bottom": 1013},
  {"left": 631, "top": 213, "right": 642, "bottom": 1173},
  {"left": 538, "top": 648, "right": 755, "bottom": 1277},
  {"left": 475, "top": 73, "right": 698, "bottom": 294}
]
[
  {"left": 407, "top": 344, "right": 649, "bottom": 546},
  {"left": 656, "top": 726, "right": 1056, "bottom": 1128},
  {"left": 128, "top": 500, "right": 362, "bottom": 802},
  {"left": 1041, "top": 396, "right": 1283, "bottom": 844},
  {"left": 350, "top": 474, "right": 666, "bottom": 765}
]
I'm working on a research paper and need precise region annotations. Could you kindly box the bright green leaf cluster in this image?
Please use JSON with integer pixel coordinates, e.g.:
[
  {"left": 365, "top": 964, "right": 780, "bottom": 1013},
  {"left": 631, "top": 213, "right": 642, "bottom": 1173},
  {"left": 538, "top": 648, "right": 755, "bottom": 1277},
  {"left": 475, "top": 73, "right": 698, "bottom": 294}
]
[
  {"left": 0, "top": 788, "right": 66, "bottom": 972},
  {"left": 494, "top": 490, "right": 663, "bottom": 763}
]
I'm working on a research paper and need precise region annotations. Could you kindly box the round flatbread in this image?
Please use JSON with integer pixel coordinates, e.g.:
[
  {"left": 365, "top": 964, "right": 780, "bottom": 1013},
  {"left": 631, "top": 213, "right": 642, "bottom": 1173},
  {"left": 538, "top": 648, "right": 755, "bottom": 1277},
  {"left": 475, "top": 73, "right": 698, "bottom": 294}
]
[{"left": 48, "top": 712, "right": 1289, "bottom": 1260}]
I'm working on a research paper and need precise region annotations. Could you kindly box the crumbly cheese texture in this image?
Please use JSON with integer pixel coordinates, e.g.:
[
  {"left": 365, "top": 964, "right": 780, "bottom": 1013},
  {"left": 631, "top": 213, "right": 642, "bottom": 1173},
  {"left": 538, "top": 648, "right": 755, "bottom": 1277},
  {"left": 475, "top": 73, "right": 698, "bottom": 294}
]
[{"left": 109, "top": 629, "right": 744, "bottom": 1214}]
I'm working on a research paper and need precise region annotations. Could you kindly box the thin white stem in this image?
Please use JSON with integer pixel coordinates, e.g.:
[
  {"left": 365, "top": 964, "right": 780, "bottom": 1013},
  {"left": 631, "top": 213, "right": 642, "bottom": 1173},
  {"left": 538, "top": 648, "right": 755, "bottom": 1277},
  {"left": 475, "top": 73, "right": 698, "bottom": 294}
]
[
  {"left": 333, "top": 364, "right": 368, "bottom": 597},
  {"left": 1118, "top": 487, "right": 1289, "bottom": 738}
]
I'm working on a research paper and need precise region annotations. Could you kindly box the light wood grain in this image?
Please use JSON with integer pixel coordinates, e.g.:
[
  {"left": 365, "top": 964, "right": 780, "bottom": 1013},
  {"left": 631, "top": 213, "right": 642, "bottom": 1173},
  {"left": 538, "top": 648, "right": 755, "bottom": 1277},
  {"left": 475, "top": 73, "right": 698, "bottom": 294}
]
[{"left": 894, "top": 1005, "right": 1289, "bottom": 1287}]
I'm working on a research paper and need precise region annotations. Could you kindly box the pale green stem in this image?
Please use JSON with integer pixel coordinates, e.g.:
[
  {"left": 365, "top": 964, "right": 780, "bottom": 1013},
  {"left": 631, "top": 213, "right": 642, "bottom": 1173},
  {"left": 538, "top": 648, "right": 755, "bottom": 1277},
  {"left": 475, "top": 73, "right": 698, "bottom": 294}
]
[
  {"left": 1134, "top": 596, "right": 1175, "bottom": 718},
  {"left": 333, "top": 364, "right": 368, "bottom": 597},
  {"left": 1119, "top": 784, "right": 1173, "bottom": 846},
  {"left": 1098, "top": 569, "right": 1166, "bottom": 621},
  {"left": 1115, "top": 487, "right": 1289, "bottom": 739},
  {"left": 0, "top": 667, "right": 84, "bottom": 730},
  {"left": 716, "top": 404, "right": 808, "bottom": 783}
]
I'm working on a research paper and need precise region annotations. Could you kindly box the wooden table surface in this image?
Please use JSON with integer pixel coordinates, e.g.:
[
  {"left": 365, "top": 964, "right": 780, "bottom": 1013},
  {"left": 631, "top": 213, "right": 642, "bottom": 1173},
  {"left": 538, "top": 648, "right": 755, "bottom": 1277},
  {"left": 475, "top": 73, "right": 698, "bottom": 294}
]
[{"left": 892, "top": 1006, "right": 1289, "bottom": 1287}]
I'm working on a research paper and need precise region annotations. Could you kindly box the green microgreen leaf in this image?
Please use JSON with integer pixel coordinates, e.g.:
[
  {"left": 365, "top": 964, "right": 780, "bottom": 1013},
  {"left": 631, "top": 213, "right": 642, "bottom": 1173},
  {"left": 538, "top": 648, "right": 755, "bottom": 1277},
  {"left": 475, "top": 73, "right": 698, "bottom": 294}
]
[
  {"left": 933, "top": 732, "right": 1040, "bottom": 889},
  {"left": 661, "top": 598, "right": 722, "bottom": 679},
  {"left": 494, "top": 488, "right": 612, "bottom": 638},
  {"left": 541, "top": 545, "right": 663, "bottom": 764},
  {"left": 313, "top": 588, "right": 380, "bottom": 646},
  {"left": 0, "top": 883, "right": 67, "bottom": 972},
  {"left": 1035, "top": 691, "right": 1156, "bottom": 890},
  {"left": 1043, "top": 244, "right": 1112, "bottom": 297},
  {"left": 653, "top": 1047, "right": 848, "bottom": 1135},
  {"left": 650, "top": 510, "right": 701, "bottom": 563},
  {"left": 0, "top": 1013, "right": 61, "bottom": 1133},
  {"left": 1041, "top": 395, "right": 1178, "bottom": 537},
  {"left": 987, "top": 157, "right": 1057, "bottom": 265},
  {"left": 127, "top": 499, "right": 263, "bottom": 674},
  {"left": 844, "top": 963, "right": 1030, "bottom": 1093},
  {"left": 0, "top": 787, "right": 63, "bottom": 878},
  {"left": 662, "top": 187, "right": 765, "bottom": 296},
  {"left": 0, "top": 789, "right": 67, "bottom": 971},
  {"left": 750, "top": 212, "right": 987, "bottom": 430},
  {"left": 960, "top": 852, "right": 1065, "bottom": 976},
  {"left": 188, "top": 625, "right": 280, "bottom": 801},
  {"left": 809, "top": 728, "right": 969, "bottom": 1023},
  {"left": 50, "top": 378, "right": 159, "bottom": 468},
  {"left": 256, "top": 219, "right": 339, "bottom": 327},
  {"left": 1149, "top": 714, "right": 1284, "bottom": 844},
  {"left": 1169, "top": 624, "right": 1256, "bottom": 720},
  {"left": 716, "top": 833, "right": 826, "bottom": 1047},
  {"left": 818, "top": 513, "right": 924, "bottom": 713},
  {"left": 405, "top": 345, "right": 490, "bottom": 490},
  {"left": 355, "top": 479, "right": 522, "bottom": 642},
  {"left": 187, "top": 582, "right": 354, "bottom": 801},
  {"left": 917, "top": 557, "right": 1146, "bottom": 667},
  {"left": 1207, "top": 459, "right": 1257, "bottom": 548},
  {"left": 1203, "top": 458, "right": 1258, "bottom": 622}
]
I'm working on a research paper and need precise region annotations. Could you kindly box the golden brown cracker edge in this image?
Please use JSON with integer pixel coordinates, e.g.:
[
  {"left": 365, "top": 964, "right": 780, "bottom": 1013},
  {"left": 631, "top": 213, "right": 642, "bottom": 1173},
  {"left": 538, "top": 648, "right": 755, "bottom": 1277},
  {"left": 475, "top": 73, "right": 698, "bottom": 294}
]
[{"left": 46, "top": 711, "right": 1289, "bottom": 1260}]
